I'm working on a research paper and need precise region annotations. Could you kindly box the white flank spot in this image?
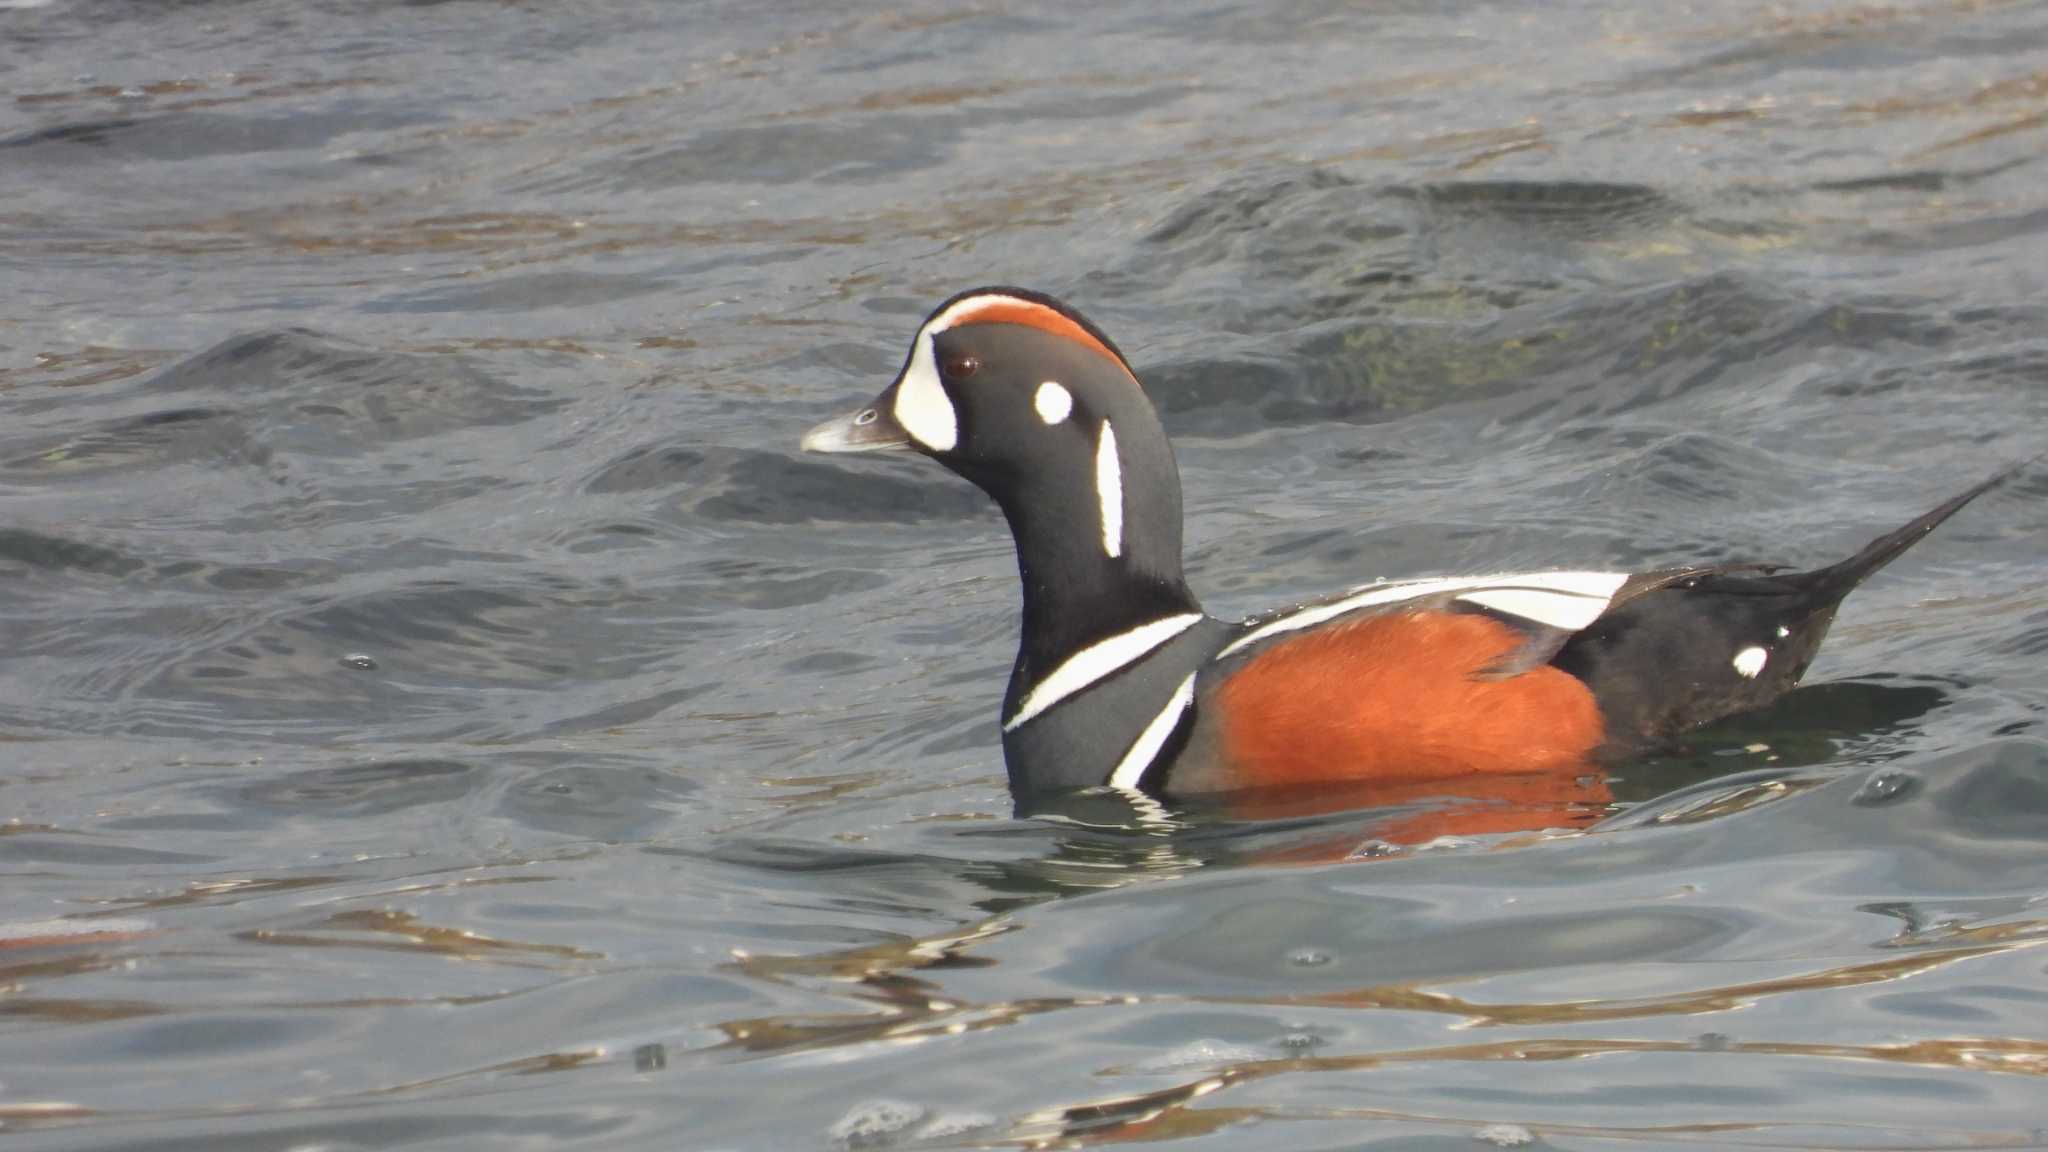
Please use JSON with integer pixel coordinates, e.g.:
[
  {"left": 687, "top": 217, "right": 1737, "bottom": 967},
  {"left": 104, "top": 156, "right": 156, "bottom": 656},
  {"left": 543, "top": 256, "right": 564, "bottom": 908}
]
[
  {"left": 1732, "top": 646, "right": 1768, "bottom": 679},
  {"left": 891, "top": 331, "right": 957, "bottom": 452},
  {"left": 1005, "top": 613, "right": 1204, "bottom": 731},
  {"left": 1095, "top": 420, "right": 1123, "bottom": 559},
  {"left": 1033, "top": 380, "right": 1072, "bottom": 425},
  {"left": 1219, "top": 571, "right": 1629, "bottom": 659},
  {"left": 1107, "top": 674, "right": 1197, "bottom": 790}
]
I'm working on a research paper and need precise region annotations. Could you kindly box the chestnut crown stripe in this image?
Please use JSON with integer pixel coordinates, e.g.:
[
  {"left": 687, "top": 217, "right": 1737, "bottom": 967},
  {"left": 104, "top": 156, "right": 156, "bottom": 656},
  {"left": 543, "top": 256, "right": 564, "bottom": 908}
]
[{"left": 932, "top": 295, "right": 1136, "bottom": 380}]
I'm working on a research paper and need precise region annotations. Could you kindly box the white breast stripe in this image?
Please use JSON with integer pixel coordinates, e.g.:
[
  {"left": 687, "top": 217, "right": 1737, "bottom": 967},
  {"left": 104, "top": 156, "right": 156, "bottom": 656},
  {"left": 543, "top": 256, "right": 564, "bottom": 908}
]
[
  {"left": 1095, "top": 420, "right": 1123, "bottom": 559},
  {"left": 1107, "top": 673, "right": 1197, "bottom": 790},
  {"left": 1218, "top": 571, "right": 1630, "bottom": 659},
  {"left": 1004, "top": 613, "right": 1204, "bottom": 732}
]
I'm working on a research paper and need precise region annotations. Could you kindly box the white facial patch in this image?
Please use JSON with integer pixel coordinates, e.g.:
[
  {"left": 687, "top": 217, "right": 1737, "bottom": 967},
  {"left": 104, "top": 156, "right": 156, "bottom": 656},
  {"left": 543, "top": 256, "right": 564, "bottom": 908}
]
[
  {"left": 1005, "top": 613, "right": 1204, "bottom": 731},
  {"left": 1107, "top": 673, "right": 1197, "bottom": 790},
  {"left": 1033, "top": 380, "right": 1072, "bottom": 425},
  {"left": 891, "top": 330, "right": 958, "bottom": 452},
  {"left": 1732, "top": 646, "right": 1769, "bottom": 679},
  {"left": 1095, "top": 420, "right": 1123, "bottom": 559}
]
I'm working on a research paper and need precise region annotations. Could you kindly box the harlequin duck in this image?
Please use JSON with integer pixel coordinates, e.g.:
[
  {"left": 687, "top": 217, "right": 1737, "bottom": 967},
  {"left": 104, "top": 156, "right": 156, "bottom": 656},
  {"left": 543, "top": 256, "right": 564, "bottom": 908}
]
[{"left": 802, "top": 287, "right": 2010, "bottom": 799}]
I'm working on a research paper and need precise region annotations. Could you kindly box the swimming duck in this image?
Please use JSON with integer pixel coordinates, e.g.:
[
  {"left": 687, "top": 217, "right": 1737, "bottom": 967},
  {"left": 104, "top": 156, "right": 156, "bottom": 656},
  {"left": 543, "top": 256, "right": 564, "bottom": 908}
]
[{"left": 803, "top": 287, "right": 2007, "bottom": 799}]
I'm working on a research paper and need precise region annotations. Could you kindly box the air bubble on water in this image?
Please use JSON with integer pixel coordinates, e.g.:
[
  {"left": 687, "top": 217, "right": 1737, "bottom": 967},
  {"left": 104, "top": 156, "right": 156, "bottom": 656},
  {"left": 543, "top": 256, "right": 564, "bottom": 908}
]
[
  {"left": 1414, "top": 835, "right": 1476, "bottom": 853},
  {"left": 1287, "top": 947, "right": 1333, "bottom": 968},
  {"left": 1852, "top": 769, "right": 1918, "bottom": 807},
  {"left": 828, "top": 1099, "right": 926, "bottom": 1148},
  {"left": 1346, "top": 839, "right": 1404, "bottom": 860},
  {"left": 1474, "top": 1123, "right": 1535, "bottom": 1146},
  {"left": 341, "top": 653, "right": 377, "bottom": 670},
  {"left": 916, "top": 1112, "right": 995, "bottom": 1140},
  {"left": 1278, "top": 1031, "right": 1324, "bottom": 1051},
  {"left": 1127, "top": 1039, "right": 1263, "bottom": 1074}
]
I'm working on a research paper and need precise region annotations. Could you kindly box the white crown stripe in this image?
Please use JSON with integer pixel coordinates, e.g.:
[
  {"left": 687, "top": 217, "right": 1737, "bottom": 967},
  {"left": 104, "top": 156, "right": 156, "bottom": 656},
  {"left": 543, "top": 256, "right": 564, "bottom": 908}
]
[
  {"left": 1106, "top": 673, "right": 1197, "bottom": 790},
  {"left": 1004, "top": 613, "right": 1205, "bottom": 732},
  {"left": 1217, "top": 571, "right": 1629, "bottom": 659},
  {"left": 930, "top": 293, "right": 1030, "bottom": 331}
]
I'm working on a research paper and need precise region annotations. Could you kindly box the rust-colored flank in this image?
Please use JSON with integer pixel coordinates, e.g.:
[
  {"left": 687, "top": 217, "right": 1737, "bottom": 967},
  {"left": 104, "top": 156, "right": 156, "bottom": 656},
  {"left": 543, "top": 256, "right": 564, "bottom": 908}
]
[{"left": 1216, "top": 610, "right": 1606, "bottom": 786}]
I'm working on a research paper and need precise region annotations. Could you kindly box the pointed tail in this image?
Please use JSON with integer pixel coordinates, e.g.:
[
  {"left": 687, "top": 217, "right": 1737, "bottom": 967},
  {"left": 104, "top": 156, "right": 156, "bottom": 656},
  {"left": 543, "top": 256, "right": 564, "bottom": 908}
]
[{"left": 1792, "top": 463, "right": 2021, "bottom": 603}]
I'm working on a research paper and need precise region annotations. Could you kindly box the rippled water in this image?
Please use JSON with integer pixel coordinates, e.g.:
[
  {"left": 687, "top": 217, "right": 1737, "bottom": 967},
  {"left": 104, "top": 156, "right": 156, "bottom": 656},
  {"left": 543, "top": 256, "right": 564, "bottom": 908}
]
[{"left": 3, "top": 1, "right": 2046, "bottom": 1148}]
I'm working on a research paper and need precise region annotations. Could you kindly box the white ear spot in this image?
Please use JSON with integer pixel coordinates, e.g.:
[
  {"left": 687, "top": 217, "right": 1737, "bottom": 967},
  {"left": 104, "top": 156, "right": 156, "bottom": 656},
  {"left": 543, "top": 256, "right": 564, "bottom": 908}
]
[
  {"left": 1776, "top": 625, "right": 1791, "bottom": 638},
  {"left": 1033, "top": 380, "right": 1072, "bottom": 425},
  {"left": 1732, "top": 646, "right": 1768, "bottom": 679},
  {"left": 1095, "top": 420, "right": 1123, "bottom": 559},
  {"left": 892, "top": 332, "right": 958, "bottom": 451}
]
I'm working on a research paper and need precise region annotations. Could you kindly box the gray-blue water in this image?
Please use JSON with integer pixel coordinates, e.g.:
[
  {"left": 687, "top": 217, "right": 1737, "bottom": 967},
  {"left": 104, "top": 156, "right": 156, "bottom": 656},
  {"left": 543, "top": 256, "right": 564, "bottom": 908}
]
[{"left": 3, "top": 2, "right": 2046, "bottom": 1148}]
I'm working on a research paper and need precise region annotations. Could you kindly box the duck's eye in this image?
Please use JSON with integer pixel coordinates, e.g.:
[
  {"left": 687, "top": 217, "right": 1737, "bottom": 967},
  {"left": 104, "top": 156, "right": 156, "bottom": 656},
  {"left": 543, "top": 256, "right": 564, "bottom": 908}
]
[
  {"left": 941, "top": 354, "right": 979, "bottom": 380},
  {"left": 853, "top": 408, "right": 878, "bottom": 426}
]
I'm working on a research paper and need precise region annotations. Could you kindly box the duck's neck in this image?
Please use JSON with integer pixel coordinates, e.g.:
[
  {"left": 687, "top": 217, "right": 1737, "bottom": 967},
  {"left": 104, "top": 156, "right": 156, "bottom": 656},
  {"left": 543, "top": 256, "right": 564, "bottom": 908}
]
[
  {"left": 984, "top": 422, "right": 1203, "bottom": 689},
  {"left": 1002, "top": 500, "right": 1198, "bottom": 678}
]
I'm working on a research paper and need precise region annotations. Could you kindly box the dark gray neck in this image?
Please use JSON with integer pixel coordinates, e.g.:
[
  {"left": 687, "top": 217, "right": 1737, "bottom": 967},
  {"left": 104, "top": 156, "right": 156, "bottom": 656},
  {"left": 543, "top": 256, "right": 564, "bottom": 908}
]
[{"left": 991, "top": 434, "right": 1200, "bottom": 691}]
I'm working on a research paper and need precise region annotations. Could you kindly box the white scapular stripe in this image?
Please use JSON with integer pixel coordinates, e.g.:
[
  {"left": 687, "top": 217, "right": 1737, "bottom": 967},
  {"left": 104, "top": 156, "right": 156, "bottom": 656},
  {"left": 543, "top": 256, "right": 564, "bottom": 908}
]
[
  {"left": 1458, "top": 586, "right": 1617, "bottom": 631},
  {"left": 1095, "top": 420, "right": 1123, "bottom": 558},
  {"left": 1218, "top": 571, "right": 1630, "bottom": 659},
  {"left": 1004, "top": 613, "right": 1205, "bottom": 732},
  {"left": 1732, "top": 646, "right": 1768, "bottom": 678},
  {"left": 1033, "top": 380, "right": 1072, "bottom": 425},
  {"left": 892, "top": 330, "right": 957, "bottom": 452},
  {"left": 1107, "top": 673, "right": 1197, "bottom": 790}
]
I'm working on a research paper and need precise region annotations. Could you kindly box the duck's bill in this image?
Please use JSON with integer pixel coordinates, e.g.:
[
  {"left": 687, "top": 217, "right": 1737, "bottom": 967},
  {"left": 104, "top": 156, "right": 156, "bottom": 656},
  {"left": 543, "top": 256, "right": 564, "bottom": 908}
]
[{"left": 801, "top": 403, "right": 913, "bottom": 454}]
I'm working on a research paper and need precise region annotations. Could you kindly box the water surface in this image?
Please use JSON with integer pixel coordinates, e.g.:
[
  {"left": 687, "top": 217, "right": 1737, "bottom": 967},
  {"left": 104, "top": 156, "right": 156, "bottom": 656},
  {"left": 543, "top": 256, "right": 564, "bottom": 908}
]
[{"left": 3, "top": 1, "right": 2046, "bottom": 1148}]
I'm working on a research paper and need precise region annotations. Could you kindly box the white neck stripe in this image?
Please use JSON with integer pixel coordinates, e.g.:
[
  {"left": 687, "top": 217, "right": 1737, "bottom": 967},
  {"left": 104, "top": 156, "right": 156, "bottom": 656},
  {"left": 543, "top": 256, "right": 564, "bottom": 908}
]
[
  {"left": 1217, "top": 571, "right": 1629, "bottom": 659},
  {"left": 1107, "top": 673, "right": 1197, "bottom": 790},
  {"left": 1004, "top": 613, "right": 1205, "bottom": 732},
  {"left": 1095, "top": 420, "right": 1123, "bottom": 559}
]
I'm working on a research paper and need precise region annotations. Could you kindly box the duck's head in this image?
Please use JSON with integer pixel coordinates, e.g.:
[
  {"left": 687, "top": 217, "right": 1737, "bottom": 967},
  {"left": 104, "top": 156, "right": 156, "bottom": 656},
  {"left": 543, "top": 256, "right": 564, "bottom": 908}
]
[{"left": 802, "top": 287, "right": 1184, "bottom": 578}]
